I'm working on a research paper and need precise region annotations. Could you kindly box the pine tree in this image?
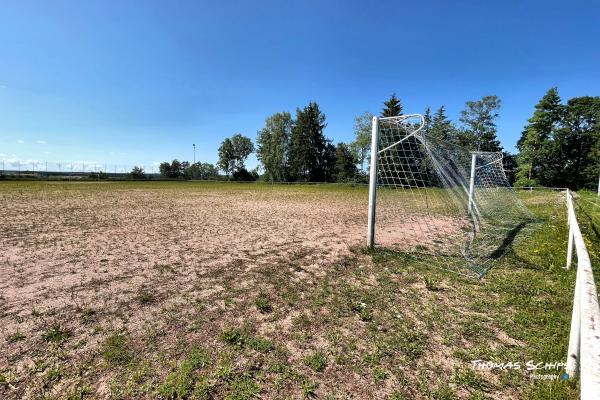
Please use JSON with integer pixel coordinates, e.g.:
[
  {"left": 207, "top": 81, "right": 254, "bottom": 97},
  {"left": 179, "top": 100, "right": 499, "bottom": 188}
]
[
  {"left": 515, "top": 88, "right": 563, "bottom": 185},
  {"left": 382, "top": 93, "right": 403, "bottom": 117},
  {"left": 429, "top": 106, "right": 456, "bottom": 142},
  {"left": 334, "top": 143, "right": 358, "bottom": 182},
  {"left": 422, "top": 107, "right": 432, "bottom": 135},
  {"left": 288, "top": 102, "right": 328, "bottom": 181},
  {"left": 323, "top": 142, "right": 337, "bottom": 182},
  {"left": 558, "top": 96, "right": 600, "bottom": 189}
]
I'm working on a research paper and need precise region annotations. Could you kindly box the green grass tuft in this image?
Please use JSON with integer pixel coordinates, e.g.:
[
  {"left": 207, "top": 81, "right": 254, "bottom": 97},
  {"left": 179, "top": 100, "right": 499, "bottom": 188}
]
[
  {"left": 158, "top": 347, "right": 210, "bottom": 399},
  {"left": 101, "top": 331, "right": 132, "bottom": 365},
  {"left": 42, "top": 324, "right": 71, "bottom": 343},
  {"left": 254, "top": 292, "right": 273, "bottom": 313},
  {"left": 304, "top": 351, "right": 327, "bottom": 372}
]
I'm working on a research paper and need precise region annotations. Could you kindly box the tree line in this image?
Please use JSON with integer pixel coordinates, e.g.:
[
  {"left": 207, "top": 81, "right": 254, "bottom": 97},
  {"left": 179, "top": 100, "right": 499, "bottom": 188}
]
[
  {"left": 148, "top": 89, "right": 599, "bottom": 189},
  {"left": 255, "top": 102, "right": 358, "bottom": 183},
  {"left": 252, "top": 94, "right": 508, "bottom": 184},
  {"left": 516, "top": 88, "right": 600, "bottom": 189}
]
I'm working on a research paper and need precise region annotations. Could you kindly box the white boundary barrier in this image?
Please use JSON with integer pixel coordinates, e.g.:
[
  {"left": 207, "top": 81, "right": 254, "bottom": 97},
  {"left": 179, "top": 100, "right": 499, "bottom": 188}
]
[{"left": 565, "top": 189, "right": 600, "bottom": 398}]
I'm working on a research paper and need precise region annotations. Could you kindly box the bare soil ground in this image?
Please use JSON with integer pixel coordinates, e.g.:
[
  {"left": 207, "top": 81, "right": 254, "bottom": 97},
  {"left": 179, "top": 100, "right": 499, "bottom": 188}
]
[
  {"left": 0, "top": 182, "right": 366, "bottom": 334},
  {"left": 0, "top": 183, "right": 580, "bottom": 399}
]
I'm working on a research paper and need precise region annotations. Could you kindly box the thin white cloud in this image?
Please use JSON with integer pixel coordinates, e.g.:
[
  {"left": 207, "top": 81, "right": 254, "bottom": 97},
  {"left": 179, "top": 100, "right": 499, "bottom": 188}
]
[
  {"left": 16, "top": 139, "right": 24, "bottom": 144},
  {"left": 43, "top": 151, "right": 51, "bottom": 155},
  {"left": 5, "top": 158, "right": 42, "bottom": 168},
  {"left": 36, "top": 140, "right": 47, "bottom": 145},
  {"left": 72, "top": 160, "right": 99, "bottom": 165}
]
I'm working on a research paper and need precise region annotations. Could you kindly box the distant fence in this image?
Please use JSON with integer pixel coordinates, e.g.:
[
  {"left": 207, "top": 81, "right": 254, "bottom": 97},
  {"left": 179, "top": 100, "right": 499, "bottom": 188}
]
[
  {"left": 513, "top": 186, "right": 569, "bottom": 191},
  {"left": 0, "top": 160, "right": 161, "bottom": 176},
  {"left": 564, "top": 189, "right": 600, "bottom": 398}
]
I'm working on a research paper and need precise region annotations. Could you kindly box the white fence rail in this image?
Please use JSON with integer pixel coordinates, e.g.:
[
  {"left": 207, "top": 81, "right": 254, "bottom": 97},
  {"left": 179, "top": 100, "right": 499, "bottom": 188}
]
[{"left": 565, "top": 189, "right": 600, "bottom": 398}]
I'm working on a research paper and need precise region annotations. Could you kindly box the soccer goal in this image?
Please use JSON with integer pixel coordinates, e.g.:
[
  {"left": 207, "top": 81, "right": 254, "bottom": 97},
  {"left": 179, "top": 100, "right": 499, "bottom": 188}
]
[{"left": 366, "top": 114, "right": 534, "bottom": 277}]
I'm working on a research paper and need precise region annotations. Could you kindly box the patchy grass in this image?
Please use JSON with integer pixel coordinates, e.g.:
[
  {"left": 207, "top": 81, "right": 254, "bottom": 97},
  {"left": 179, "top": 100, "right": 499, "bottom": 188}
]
[
  {"left": 41, "top": 324, "right": 71, "bottom": 344},
  {"left": 424, "top": 275, "right": 441, "bottom": 291},
  {"left": 158, "top": 347, "right": 210, "bottom": 399},
  {"left": 254, "top": 291, "right": 273, "bottom": 313},
  {"left": 7, "top": 332, "right": 26, "bottom": 343},
  {"left": 303, "top": 351, "right": 327, "bottom": 372},
  {"left": 0, "top": 183, "right": 592, "bottom": 399},
  {"left": 219, "top": 327, "right": 273, "bottom": 353},
  {"left": 101, "top": 331, "right": 133, "bottom": 366},
  {"left": 136, "top": 286, "right": 156, "bottom": 305}
]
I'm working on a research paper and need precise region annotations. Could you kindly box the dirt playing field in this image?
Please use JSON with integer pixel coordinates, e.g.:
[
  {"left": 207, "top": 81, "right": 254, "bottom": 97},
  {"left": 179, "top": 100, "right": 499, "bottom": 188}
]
[
  {"left": 0, "top": 181, "right": 374, "bottom": 398},
  {"left": 0, "top": 182, "right": 580, "bottom": 399},
  {"left": 0, "top": 182, "right": 367, "bottom": 334}
]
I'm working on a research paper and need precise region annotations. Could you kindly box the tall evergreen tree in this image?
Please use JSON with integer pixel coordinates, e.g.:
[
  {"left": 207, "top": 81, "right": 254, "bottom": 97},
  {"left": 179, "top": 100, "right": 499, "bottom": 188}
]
[
  {"left": 323, "top": 142, "right": 337, "bottom": 182},
  {"left": 514, "top": 89, "right": 600, "bottom": 189},
  {"left": 422, "top": 107, "right": 432, "bottom": 136},
  {"left": 429, "top": 106, "right": 456, "bottom": 142},
  {"left": 256, "top": 112, "right": 293, "bottom": 182},
  {"left": 515, "top": 88, "right": 563, "bottom": 185},
  {"left": 334, "top": 143, "right": 358, "bottom": 182},
  {"left": 288, "top": 102, "right": 328, "bottom": 181},
  {"left": 557, "top": 96, "right": 600, "bottom": 189},
  {"left": 382, "top": 93, "right": 403, "bottom": 117},
  {"left": 459, "top": 95, "right": 503, "bottom": 152}
]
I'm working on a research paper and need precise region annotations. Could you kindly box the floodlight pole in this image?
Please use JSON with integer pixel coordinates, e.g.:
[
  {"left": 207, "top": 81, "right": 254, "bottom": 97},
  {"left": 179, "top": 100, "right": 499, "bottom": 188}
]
[
  {"left": 367, "top": 116, "right": 379, "bottom": 248},
  {"left": 468, "top": 153, "right": 477, "bottom": 215},
  {"left": 193, "top": 144, "right": 196, "bottom": 164}
]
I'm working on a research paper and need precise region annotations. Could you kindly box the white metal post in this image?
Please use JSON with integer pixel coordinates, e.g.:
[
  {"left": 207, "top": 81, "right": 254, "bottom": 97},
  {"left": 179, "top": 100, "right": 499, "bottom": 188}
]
[
  {"left": 597, "top": 172, "right": 600, "bottom": 196},
  {"left": 566, "top": 260, "right": 581, "bottom": 376},
  {"left": 468, "top": 153, "right": 477, "bottom": 215},
  {"left": 566, "top": 190, "right": 574, "bottom": 269},
  {"left": 367, "top": 116, "right": 379, "bottom": 248}
]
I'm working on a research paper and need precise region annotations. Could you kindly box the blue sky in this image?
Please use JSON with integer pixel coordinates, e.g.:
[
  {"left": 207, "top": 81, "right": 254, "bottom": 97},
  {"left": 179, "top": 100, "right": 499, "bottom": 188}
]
[{"left": 1, "top": 0, "right": 599, "bottom": 172}]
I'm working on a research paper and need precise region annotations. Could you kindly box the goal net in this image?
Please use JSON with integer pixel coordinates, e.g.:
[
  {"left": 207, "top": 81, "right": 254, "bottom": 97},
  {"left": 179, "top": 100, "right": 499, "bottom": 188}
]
[{"left": 367, "top": 114, "right": 534, "bottom": 277}]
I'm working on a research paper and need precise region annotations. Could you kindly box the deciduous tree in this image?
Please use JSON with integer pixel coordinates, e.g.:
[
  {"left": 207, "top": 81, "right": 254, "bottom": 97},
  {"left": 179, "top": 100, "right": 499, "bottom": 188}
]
[
  {"left": 350, "top": 112, "right": 373, "bottom": 172},
  {"left": 256, "top": 112, "right": 292, "bottom": 182},
  {"left": 459, "top": 95, "right": 503, "bottom": 152}
]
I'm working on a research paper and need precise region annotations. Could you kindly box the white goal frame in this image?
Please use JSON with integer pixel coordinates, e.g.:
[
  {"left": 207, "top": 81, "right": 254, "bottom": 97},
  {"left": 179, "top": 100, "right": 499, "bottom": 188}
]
[
  {"left": 366, "top": 115, "right": 494, "bottom": 248},
  {"left": 366, "top": 114, "right": 427, "bottom": 247}
]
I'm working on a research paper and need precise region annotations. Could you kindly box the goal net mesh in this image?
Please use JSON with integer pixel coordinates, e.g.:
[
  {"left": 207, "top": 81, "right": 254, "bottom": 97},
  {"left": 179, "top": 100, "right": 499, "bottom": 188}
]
[{"left": 374, "top": 115, "right": 535, "bottom": 277}]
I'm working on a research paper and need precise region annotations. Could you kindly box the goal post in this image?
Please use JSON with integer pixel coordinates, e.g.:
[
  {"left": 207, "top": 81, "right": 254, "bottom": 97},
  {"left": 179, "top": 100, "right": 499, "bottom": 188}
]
[
  {"left": 366, "top": 113, "right": 534, "bottom": 277},
  {"left": 367, "top": 116, "right": 379, "bottom": 248},
  {"left": 468, "top": 153, "right": 477, "bottom": 215},
  {"left": 367, "top": 114, "right": 425, "bottom": 248}
]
